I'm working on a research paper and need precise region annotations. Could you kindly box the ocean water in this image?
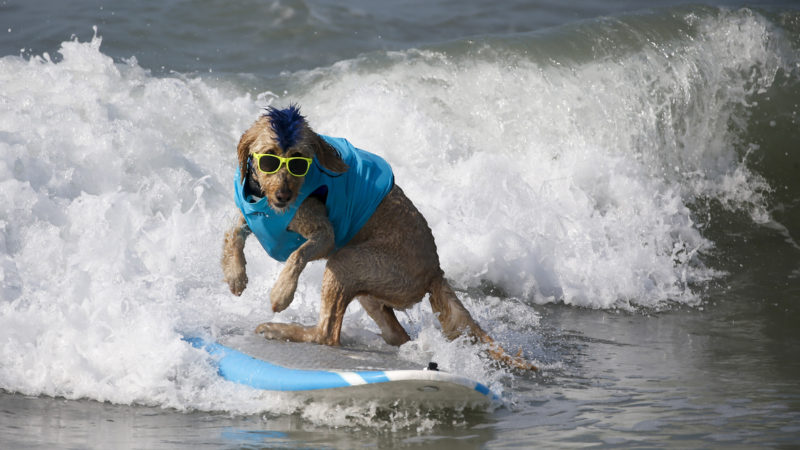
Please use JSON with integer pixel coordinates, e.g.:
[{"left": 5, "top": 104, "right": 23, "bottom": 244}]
[{"left": 1, "top": 0, "right": 799, "bottom": 448}]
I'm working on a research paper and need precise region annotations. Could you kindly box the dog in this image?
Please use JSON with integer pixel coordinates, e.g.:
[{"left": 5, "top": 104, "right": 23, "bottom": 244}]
[{"left": 221, "top": 105, "right": 534, "bottom": 370}]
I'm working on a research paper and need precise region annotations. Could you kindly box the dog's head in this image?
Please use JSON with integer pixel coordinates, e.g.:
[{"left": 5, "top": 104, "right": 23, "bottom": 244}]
[{"left": 237, "top": 105, "right": 348, "bottom": 212}]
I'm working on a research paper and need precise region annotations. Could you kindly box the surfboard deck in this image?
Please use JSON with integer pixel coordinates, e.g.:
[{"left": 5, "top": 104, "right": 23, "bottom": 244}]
[
  {"left": 184, "top": 334, "right": 499, "bottom": 407},
  {"left": 220, "top": 332, "right": 422, "bottom": 371}
]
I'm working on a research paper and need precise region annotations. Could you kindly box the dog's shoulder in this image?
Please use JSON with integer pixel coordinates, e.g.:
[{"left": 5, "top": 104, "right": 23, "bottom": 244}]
[{"left": 288, "top": 196, "right": 333, "bottom": 238}]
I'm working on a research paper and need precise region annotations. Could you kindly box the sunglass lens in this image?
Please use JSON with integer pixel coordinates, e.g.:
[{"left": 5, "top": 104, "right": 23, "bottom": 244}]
[
  {"left": 258, "top": 155, "right": 281, "bottom": 173},
  {"left": 287, "top": 158, "right": 310, "bottom": 175}
]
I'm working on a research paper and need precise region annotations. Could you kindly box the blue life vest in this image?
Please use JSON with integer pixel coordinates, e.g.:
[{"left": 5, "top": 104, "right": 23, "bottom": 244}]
[{"left": 234, "top": 135, "right": 394, "bottom": 262}]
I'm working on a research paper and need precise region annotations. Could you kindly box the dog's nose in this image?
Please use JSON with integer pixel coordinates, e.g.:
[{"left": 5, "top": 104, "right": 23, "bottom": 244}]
[{"left": 275, "top": 188, "right": 292, "bottom": 203}]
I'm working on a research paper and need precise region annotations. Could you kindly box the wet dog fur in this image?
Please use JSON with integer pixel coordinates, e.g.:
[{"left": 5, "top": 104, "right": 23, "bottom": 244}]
[{"left": 221, "top": 107, "right": 534, "bottom": 370}]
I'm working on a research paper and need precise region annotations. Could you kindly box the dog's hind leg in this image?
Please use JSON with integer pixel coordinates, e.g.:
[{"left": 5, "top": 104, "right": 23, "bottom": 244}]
[
  {"left": 428, "top": 275, "right": 537, "bottom": 370},
  {"left": 255, "top": 321, "right": 318, "bottom": 343},
  {"left": 358, "top": 296, "right": 411, "bottom": 346},
  {"left": 281, "top": 240, "right": 421, "bottom": 347},
  {"left": 428, "top": 274, "right": 489, "bottom": 342}
]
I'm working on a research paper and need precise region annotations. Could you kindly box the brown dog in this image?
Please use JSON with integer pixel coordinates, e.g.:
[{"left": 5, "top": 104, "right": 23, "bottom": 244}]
[{"left": 221, "top": 105, "right": 533, "bottom": 370}]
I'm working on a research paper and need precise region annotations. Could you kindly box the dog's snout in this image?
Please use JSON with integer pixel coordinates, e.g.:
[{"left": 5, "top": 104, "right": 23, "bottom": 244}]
[{"left": 275, "top": 187, "right": 292, "bottom": 204}]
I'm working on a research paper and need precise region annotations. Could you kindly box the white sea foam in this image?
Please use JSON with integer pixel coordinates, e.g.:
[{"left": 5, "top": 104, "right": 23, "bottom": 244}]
[
  {"left": 0, "top": 9, "right": 788, "bottom": 421},
  {"left": 294, "top": 8, "right": 785, "bottom": 307}
]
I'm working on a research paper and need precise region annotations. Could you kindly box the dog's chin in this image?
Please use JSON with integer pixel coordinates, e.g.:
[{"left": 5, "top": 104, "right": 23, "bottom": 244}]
[{"left": 269, "top": 199, "right": 292, "bottom": 214}]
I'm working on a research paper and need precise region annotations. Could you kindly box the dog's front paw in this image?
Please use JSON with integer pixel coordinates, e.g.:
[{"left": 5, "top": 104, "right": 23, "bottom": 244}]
[
  {"left": 270, "top": 276, "right": 297, "bottom": 312},
  {"left": 221, "top": 248, "right": 248, "bottom": 296},
  {"left": 222, "top": 256, "right": 248, "bottom": 296},
  {"left": 221, "top": 220, "right": 249, "bottom": 296},
  {"left": 224, "top": 269, "right": 248, "bottom": 296}
]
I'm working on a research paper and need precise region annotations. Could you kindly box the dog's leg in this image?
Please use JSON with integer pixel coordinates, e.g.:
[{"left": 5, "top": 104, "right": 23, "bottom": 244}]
[
  {"left": 256, "top": 198, "right": 336, "bottom": 342},
  {"left": 269, "top": 198, "right": 335, "bottom": 313},
  {"left": 221, "top": 213, "right": 250, "bottom": 296},
  {"left": 308, "top": 240, "right": 429, "bottom": 347},
  {"left": 358, "top": 296, "right": 411, "bottom": 346},
  {"left": 310, "top": 264, "right": 355, "bottom": 346},
  {"left": 428, "top": 274, "right": 489, "bottom": 341},
  {"left": 255, "top": 321, "right": 318, "bottom": 342},
  {"left": 256, "top": 260, "right": 353, "bottom": 346},
  {"left": 429, "top": 275, "right": 537, "bottom": 370},
  {"left": 259, "top": 244, "right": 412, "bottom": 347}
]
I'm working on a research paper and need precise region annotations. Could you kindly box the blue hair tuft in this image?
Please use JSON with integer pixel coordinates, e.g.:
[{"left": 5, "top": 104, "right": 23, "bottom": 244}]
[{"left": 264, "top": 104, "right": 305, "bottom": 151}]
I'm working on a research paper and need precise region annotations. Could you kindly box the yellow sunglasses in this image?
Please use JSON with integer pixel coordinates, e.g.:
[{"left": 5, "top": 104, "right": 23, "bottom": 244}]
[{"left": 251, "top": 153, "right": 313, "bottom": 177}]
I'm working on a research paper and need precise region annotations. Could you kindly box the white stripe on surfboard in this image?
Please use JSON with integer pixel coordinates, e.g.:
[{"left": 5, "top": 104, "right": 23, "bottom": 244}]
[{"left": 338, "top": 371, "right": 369, "bottom": 386}]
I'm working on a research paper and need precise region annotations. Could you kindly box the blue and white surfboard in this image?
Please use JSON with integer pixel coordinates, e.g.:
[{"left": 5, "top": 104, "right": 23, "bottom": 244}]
[{"left": 184, "top": 336, "right": 498, "bottom": 407}]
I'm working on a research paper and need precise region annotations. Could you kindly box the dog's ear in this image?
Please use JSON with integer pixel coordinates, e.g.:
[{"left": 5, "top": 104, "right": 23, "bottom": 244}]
[
  {"left": 237, "top": 119, "right": 265, "bottom": 175},
  {"left": 310, "top": 133, "right": 349, "bottom": 173}
]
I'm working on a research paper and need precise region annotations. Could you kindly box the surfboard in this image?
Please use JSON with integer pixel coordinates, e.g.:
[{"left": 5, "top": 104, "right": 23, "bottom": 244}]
[{"left": 184, "top": 334, "right": 499, "bottom": 407}]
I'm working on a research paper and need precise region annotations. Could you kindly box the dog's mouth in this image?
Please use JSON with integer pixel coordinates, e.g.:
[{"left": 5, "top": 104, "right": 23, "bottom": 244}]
[
  {"left": 271, "top": 199, "right": 289, "bottom": 210},
  {"left": 269, "top": 194, "right": 294, "bottom": 212}
]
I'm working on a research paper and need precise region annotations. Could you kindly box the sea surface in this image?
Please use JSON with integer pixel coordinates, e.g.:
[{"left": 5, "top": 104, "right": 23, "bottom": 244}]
[{"left": 1, "top": 0, "right": 799, "bottom": 448}]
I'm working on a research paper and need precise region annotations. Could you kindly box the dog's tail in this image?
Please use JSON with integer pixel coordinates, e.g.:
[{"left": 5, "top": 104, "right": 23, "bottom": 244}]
[{"left": 428, "top": 275, "right": 537, "bottom": 371}]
